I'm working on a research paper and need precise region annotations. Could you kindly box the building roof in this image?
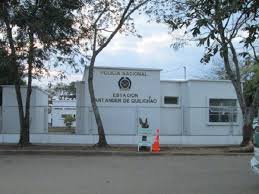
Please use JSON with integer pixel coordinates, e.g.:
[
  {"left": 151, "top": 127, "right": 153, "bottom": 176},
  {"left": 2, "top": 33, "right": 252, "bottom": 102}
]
[
  {"left": 85, "top": 65, "right": 162, "bottom": 71},
  {"left": 160, "top": 79, "right": 233, "bottom": 83},
  {"left": 82, "top": 66, "right": 236, "bottom": 84}
]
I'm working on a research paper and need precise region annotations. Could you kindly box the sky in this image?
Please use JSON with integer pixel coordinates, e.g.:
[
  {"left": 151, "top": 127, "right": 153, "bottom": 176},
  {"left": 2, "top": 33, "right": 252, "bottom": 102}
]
[{"left": 34, "top": 15, "right": 218, "bottom": 88}]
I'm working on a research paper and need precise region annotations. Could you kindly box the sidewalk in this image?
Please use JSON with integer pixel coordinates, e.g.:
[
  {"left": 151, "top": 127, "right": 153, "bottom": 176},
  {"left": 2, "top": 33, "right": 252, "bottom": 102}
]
[{"left": 0, "top": 144, "right": 253, "bottom": 156}]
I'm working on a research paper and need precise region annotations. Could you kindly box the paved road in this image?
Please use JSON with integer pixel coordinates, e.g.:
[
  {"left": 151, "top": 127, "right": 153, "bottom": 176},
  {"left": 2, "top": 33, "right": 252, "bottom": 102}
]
[{"left": 0, "top": 155, "right": 258, "bottom": 194}]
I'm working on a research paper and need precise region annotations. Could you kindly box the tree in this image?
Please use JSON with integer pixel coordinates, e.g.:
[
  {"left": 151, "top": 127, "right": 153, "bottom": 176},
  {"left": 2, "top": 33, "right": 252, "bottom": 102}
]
[
  {"left": 47, "top": 82, "right": 77, "bottom": 100},
  {"left": 151, "top": 0, "right": 259, "bottom": 146},
  {"left": 0, "top": 46, "right": 26, "bottom": 85},
  {"left": 0, "top": 0, "right": 82, "bottom": 146},
  {"left": 244, "top": 59, "right": 259, "bottom": 107},
  {"left": 79, "top": 0, "right": 150, "bottom": 147},
  {"left": 211, "top": 56, "right": 259, "bottom": 114}
]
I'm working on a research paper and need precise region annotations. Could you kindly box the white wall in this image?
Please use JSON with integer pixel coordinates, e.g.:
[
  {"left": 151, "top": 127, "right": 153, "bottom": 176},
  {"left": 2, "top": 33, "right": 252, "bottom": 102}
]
[
  {"left": 160, "top": 80, "right": 243, "bottom": 136},
  {"left": 0, "top": 134, "right": 243, "bottom": 145},
  {"left": 77, "top": 67, "right": 161, "bottom": 135},
  {"left": 76, "top": 81, "right": 90, "bottom": 134},
  {"left": 160, "top": 81, "right": 184, "bottom": 135},
  {"left": 186, "top": 80, "right": 242, "bottom": 136},
  {"left": 30, "top": 88, "right": 48, "bottom": 133},
  {"left": 1, "top": 86, "right": 48, "bottom": 134}
]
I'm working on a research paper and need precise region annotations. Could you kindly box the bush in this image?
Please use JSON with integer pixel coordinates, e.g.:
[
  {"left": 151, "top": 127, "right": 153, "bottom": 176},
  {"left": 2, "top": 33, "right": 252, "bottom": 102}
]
[{"left": 64, "top": 115, "right": 76, "bottom": 128}]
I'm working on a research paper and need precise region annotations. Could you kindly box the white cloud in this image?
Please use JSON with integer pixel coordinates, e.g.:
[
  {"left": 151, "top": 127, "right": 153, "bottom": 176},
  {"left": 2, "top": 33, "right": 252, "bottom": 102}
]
[
  {"left": 33, "top": 14, "right": 216, "bottom": 87},
  {"left": 135, "top": 33, "right": 172, "bottom": 54}
]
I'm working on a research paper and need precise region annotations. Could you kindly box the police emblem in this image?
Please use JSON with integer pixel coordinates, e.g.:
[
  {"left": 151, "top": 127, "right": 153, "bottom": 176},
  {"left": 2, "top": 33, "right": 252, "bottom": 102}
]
[{"left": 118, "top": 77, "right": 131, "bottom": 90}]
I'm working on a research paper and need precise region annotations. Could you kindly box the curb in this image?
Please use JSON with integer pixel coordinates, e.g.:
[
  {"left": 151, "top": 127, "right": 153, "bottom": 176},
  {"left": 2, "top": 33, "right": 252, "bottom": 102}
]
[{"left": 0, "top": 150, "right": 253, "bottom": 156}]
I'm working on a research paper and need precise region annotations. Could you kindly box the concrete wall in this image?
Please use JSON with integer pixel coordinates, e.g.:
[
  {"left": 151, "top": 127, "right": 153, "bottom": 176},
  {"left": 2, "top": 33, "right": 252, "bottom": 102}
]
[
  {"left": 159, "top": 80, "right": 243, "bottom": 136},
  {"left": 30, "top": 88, "right": 48, "bottom": 133},
  {"left": 76, "top": 81, "right": 90, "bottom": 134},
  {"left": 186, "top": 80, "right": 242, "bottom": 136},
  {"left": 160, "top": 81, "right": 183, "bottom": 135},
  {"left": 77, "top": 67, "right": 161, "bottom": 135},
  {"left": 0, "top": 134, "right": 242, "bottom": 145},
  {"left": 0, "top": 86, "right": 48, "bottom": 134}
]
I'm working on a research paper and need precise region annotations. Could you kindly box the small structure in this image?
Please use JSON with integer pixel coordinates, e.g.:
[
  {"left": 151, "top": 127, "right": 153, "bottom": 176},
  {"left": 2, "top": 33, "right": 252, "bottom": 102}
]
[
  {"left": 51, "top": 99, "right": 76, "bottom": 128},
  {"left": 0, "top": 85, "right": 48, "bottom": 134}
]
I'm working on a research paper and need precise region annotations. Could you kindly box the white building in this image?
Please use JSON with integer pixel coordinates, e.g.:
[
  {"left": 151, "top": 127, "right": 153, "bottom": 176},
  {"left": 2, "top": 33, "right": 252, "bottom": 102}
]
[
  {"left": 51, "top": 100, "right": 76, "bottom": 127},
  {"left": 76, "top": 66, "right": 243, "bottom": 144},
  {"left": 0, "top": 85, "right": 48, "bottom": 134}
]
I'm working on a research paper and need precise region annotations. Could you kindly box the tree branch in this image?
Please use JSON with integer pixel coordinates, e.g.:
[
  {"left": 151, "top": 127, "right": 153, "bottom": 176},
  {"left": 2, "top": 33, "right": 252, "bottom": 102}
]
[
  {"left": 124, "top": 0, "right": 149, "bottom": 20},
  {"left": 229, "top": 41, "right": 241, "bottom": 82},
  {"left": 95, "top": 0, "right": 134, "bottom": 54},
  {"left": 93, "top": 4, "right": 108, "bottom": 27},
  {"left": 95, "top": 0, "right": 149, "bottom": 55},
  {"left": 250, "top": 42, "right": 258, "bottom": 62},
  {"left": 92, "top": 26, "right": 98, "bottom": 54}
]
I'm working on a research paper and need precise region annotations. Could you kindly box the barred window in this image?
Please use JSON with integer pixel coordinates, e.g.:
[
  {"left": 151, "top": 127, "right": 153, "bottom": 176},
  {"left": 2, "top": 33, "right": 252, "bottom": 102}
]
[{"left": 209, "top": 99, "right": 237, "bottom": 123}]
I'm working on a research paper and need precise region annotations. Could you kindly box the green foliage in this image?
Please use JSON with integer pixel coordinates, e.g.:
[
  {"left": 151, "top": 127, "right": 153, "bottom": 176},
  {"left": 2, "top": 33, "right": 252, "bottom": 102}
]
[
  {"left": 0, "top": 0, "right": 84, "bottom": 145},
  {"left": 48, "top": 82, "right": 76, "bottom": 99},
  {"left": 65, "top": 82, "right": 76, "bottom": 97},
  {"left": 151, "top": 0, "right": 258, "bottom": 64},
  {"left": 150, "top": 0, "right": 259, "bottom": 136},
  {"left": 0, "top": 48, "right": 25, "bottom": 85},
  {"left": 0, "top": 0, "right": 83, "bottom": 80},
  {"left": 64, "top": 115, "right": 76, "bottom": 128},
  {"left": 244, "top": 61, "right": 259, "bottom": 106}
]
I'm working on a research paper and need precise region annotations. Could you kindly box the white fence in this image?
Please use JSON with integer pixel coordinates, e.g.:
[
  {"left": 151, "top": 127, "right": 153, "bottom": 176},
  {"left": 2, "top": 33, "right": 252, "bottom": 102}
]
[{"left": 0, "top": 105, "right": 244, "bottom": 145}]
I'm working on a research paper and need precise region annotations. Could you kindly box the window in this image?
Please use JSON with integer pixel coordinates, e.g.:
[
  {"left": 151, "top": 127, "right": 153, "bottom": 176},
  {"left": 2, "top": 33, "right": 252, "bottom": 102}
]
[
  {"left": 209, "top": 99, "right": 237, "bottom": 123},
  {"left": 164, "top": 96, "right": 178, "bottom": 105}
]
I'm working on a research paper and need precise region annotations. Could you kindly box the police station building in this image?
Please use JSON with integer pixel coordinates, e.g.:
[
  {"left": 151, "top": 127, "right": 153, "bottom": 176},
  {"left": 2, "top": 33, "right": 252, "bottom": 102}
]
[{"left": 76, "top": 66, "right": 243, "bottom": 145}]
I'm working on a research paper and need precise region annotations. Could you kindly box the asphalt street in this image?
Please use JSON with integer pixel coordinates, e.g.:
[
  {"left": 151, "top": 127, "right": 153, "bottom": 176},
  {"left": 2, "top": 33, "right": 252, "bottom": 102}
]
[{"left": 0, "top": 155, "right": 258, "bottom": 194}]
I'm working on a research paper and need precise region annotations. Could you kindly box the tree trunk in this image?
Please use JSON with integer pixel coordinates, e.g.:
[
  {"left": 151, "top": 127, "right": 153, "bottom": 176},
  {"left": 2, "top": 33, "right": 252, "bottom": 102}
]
[
  {"left": 217, "top": 23, "right": 253, "bottom": 146},
  {"left": 14, "top": 84, "right": 28, "bottom": 146},
  {"left": 19, "top": 32, "right": 34, "bottom": 146},
  {"left": 88, "top": 56, "right": 108, "bottom": 147},
  {"left": 241, "top": 109, "right": 253, "bottom": 146},
  {"left": 2, "top": 3, "right": 30, "bottom": 146},
  {"left": 241, "top": 87, "right": 259, "bottom": 146}
]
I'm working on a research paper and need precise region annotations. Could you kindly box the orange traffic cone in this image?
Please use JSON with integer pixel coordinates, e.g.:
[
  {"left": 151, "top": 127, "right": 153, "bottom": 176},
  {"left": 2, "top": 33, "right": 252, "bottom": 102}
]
[{"left": 152, "top": 129, "right": 160, "bottom": 152}]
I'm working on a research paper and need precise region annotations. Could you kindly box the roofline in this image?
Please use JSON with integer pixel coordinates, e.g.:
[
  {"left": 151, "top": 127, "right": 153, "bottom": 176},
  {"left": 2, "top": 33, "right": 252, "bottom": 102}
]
[
  {"left": 160, "top": 79, "right": 233, "bottom": 83},
  {"left": 187, "top": 79, "right": 233, "bottom": 83},
  {"left": 0, "top": 85, "right": 48, "bottom": 95},
  {"left": 85, "top": 65, "right": 162, "bottom": 71},
  {"left": 161, "top": 80, "right": 187, "bottom": 83}
]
